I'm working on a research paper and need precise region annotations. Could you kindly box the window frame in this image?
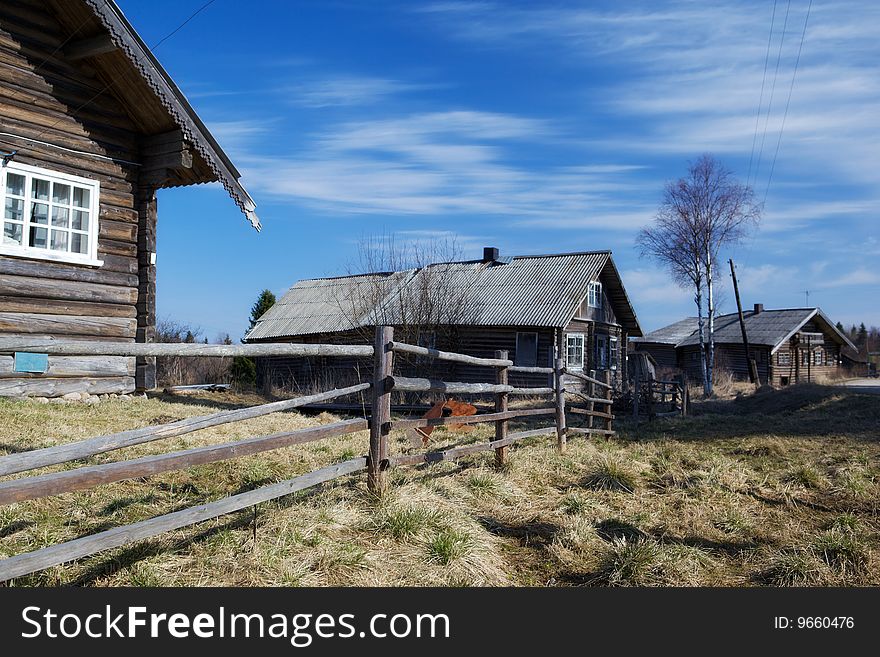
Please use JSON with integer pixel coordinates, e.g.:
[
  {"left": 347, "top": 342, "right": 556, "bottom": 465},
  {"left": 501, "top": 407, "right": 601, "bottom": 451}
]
[
  {"left": 1, "top": 161, "right": 102, "bottom": 266},
  {"left": 777, "top": 351, "right": 791, "bottom": 366},
  {"left": 587, "top": 281, "right": 602, "bottom": 308},
  {"left": 565, "top": 332, "right": 585, "bottom": 371},
  {"left": 609, "top": 335, "right": 619, "bottom": 371},
  {"left": 515, "top": 331, "right": 539, "bottom": 368}
]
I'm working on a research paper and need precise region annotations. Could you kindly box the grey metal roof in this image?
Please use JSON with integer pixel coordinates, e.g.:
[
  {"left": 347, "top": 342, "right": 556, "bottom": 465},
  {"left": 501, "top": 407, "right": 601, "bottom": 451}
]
[
  {"left": 632, "top": 308, "right": 855, "bottom": 351},
  {"left": 246, "top": 251, "right": 643, "bottom": 340}
]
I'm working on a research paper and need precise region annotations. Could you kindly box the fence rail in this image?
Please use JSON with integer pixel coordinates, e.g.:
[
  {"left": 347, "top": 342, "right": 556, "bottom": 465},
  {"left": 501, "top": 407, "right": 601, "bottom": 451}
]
[{"left": 0, "top": 326, "right": 634, "bottom": 582}]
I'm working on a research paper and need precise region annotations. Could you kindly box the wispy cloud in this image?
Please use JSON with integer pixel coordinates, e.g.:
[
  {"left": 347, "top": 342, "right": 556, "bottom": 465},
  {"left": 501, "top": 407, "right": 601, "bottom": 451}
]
[
  {"left": 238, "top": 110, "right": 646, "bottom": 221},
  {"left": 283, "top": 76, "right": 438, "bottom": 108}
]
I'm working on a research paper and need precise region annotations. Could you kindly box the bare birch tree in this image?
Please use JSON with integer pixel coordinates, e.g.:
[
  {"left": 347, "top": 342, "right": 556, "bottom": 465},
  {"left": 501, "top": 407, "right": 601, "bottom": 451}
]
[{"left": 638, "top": 154, "right": 760, "bottom": 396}]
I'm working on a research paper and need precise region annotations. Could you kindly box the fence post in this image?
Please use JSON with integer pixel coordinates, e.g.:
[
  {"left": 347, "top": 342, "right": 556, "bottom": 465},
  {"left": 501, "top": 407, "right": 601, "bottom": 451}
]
[
  {"left": 554, "top": 356, "right": 567, "bottom": 452},
  {"left": 677, "top": 373, "right": 688, "bottom": 416},
  {"left": 494, "top": 350, "right": 509, "bottom": 468},
  {"left": 602, "top": 370, "right": 613, "bottom": 433},
  {"left": 368, "top": 325, "right": 394, "bottom": 495},
  {"left": 646, "top": 373, "right": 654, "bottom": 420}
]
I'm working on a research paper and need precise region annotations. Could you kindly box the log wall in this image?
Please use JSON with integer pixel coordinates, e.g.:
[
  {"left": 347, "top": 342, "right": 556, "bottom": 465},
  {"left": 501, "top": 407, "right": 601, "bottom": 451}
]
[{"left": 0, "top": 1, "right": 143, "bottom": 395}]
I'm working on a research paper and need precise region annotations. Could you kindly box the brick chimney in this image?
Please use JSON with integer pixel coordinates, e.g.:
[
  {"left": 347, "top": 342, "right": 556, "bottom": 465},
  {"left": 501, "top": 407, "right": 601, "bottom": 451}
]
[
  {"left": 482, "top": 246, "right": 499, "bottom": 263},
  {"left": 753, "top": 303, "right": 764, "bottom": 314}
]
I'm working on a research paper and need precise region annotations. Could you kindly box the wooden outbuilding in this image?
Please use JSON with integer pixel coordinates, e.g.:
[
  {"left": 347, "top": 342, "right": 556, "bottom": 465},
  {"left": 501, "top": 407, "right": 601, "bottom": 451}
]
[
  {"left": 245, "top": 248, "right": 643, "bottom": 391},
  {"left": 630, "top": 305, "right": 856, "bottom": 386},
  {"left": 0, "top": 0, "right": 259, "bottom": 397}
]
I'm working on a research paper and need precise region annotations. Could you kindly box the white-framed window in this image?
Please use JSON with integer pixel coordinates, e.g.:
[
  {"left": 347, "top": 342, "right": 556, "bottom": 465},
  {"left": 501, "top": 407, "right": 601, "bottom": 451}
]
[
  {"left": 609, "top": 335, "right": 619, "bottom": 371},
  {"left": 515, "top": 332, "right": 538, "bottom": 367},
  {"left": 587, "top": 281, "right": 602, "bottom": 308},
  {"left": 565, "top": 333, "right": 585, "bottom": 371},
  {"left": 813, "top": 348, "right": 825, "bottom": 366},
  {"left": 777, "top": 351, "right": 791, "bottom": 366},
  {"left": 1, "top": 161, "right": 101, "bottom": 266}
]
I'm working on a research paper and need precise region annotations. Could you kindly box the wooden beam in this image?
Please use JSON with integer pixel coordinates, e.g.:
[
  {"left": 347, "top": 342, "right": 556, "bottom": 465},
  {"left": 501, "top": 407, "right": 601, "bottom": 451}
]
[
  {"left": 563, "top": 368, "right": 613, "bottom": 389},
  {"left": 0, "top": 458, "right": 367, "bottom": 583},
  {"left": 0, "top": 419, "right": 368, "bottom": 506},
  {"left": 389, "top": 341, "right": 512, "bottom": 367},
  {"left": 64, "top": 34, "right": 117, "bottom": 61},
  {"left": 368, "top": 326, "right": 394, "bottom": 494},
  {"left": 389, "top": 426, "right": 556, "bottom": 466},
  {"left": 0, "top": 382, "right": 371, "bottom": 476},
  {"left": 392, "top": 407, "right": 555, "bottom": 430},
  {"left": 0, "top": 340, "right": 374, "bottom": 358}
]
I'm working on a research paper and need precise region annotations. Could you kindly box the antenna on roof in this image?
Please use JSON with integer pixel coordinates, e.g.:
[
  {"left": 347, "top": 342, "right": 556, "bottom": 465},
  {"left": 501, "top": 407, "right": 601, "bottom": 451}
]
[{"left": 803, "top": 290, "right": 810, "bottom": 306}]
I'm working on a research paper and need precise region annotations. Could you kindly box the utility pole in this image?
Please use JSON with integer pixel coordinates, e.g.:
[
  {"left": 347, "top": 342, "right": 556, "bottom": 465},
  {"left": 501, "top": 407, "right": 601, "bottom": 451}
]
[{"left": 729, "top": 259, "right": 760, "bottom": 385}]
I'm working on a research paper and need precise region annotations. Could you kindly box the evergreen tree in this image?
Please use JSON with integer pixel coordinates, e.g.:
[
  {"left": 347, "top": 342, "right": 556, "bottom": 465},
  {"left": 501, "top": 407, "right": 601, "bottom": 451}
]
[
  {"left": 835, "top": 321, "right": 845, "bottom": 333},
  {"left": 857, "top": 323, "right": 868, "bottom": 348},
  {"left": 247, "top": 289, "right": 276, "bottom": 334}
]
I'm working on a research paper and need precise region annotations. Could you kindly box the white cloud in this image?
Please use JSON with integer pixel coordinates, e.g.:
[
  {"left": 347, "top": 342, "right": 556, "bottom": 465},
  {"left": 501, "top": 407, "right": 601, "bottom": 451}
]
[{"left": 284, "top": 76, "right": 437, "bottom": 108}]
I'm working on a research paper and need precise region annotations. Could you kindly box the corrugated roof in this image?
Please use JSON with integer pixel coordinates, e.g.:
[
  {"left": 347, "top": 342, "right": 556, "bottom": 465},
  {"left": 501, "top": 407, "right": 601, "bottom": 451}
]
[
  {"left": 632, "top": 308, "right": 855, "bottom": 351},
  {"left": 246, "top": 251, "right": 643, "bottom": 340}
]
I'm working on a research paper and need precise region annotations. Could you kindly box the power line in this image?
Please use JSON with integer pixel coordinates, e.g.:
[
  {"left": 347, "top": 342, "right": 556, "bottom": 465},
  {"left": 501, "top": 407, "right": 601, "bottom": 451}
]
[
  {"left": 764, "top": 0, "right": 813, "bottom": 204},
  {"left": 752, "top": 0, "right": 791, "bottom": 188},
  {"left": 747, "top": 0, "right": 778, "bottom": 188},
  {"left": 22, "top": 0, "right": 222, "bottom": 151}
]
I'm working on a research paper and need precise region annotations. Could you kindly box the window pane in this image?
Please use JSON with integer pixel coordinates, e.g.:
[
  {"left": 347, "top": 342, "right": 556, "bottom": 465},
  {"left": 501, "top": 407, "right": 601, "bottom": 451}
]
[
  {"left": 3, "top": 222, "right": 22, "bottom": 245},
  {"left": 73, "top": 187, "right": 90, "bottom": 208},
  {"left": 32, "top": 178, "right": 50, "bottom": 201},
  {"left": 52, "top": 182, "right": 71, "bottom": 205},
  {"left": 71, "top": 232, "right": 89, "bottom": 254},
  {"left": 4, "top": 197, "right": 23, "bottom": 221},
  {"left": 31, "top": 202, "right": 49, "bottom": 225},
  {"left": 72, "top": 209, "right": 89, "bottom": 231},
  {"left": 5, "top": 173, "right": 24, "bottom": 197},
  {"left": 29, "top": 225, "right": 48, "bottom": 248},
  {"left": 50, "top": 230, "right": 68, "bottom": 252},
  {"left": 51, "top": 206, "right": 69, "bottom": 227}
]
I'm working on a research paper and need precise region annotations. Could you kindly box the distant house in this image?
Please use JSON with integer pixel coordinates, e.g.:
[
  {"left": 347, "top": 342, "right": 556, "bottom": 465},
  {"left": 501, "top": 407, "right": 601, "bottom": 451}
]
[
  {"left": 245, "top": 248, "right": 642, "bottom": 390},
  {"left": 630, "top": 305, "right": 856, "bottom": 386},
  {"left": 0, "top": 1, "right": 259, "bottom": 397}
]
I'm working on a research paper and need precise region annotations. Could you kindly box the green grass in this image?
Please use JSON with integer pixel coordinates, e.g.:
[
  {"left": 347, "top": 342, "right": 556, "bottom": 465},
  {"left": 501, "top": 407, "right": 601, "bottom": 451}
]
[{"left": 427, "top": 528, "right": 474, "bottom": 565}]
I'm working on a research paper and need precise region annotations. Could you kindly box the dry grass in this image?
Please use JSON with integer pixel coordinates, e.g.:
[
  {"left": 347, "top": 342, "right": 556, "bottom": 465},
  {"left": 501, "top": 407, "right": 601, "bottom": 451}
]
[{"left": 0, "top": 383, "right": 879, "bottom": 587}]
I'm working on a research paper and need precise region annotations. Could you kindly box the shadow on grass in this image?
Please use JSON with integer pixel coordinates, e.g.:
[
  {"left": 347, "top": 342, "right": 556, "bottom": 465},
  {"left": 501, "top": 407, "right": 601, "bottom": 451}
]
[
  {"left": 0, "top": 519, "right": 35, "bottom": 539},
  {"left": 477, "top": 516, "right": 561, "bottom": 547}
]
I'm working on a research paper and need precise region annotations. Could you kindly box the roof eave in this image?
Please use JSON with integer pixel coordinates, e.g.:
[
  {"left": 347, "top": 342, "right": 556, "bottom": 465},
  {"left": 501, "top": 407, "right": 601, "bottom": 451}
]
[{"left": 85, "top": 0, "right": 261, "bottom": 231}]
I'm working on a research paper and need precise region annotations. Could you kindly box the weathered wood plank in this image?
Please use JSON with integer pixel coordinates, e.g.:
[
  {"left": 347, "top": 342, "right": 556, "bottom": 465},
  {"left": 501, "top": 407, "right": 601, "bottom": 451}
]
[
  {"left": 0, "top": 312, "right": 136, "bottom": 338},
  {"left": 390, "top": 341, "right": 512, "bottom": 367},
  {"left": 568, "top": 407, "right": 614, "bottom": 420},
  {"left": 368, "top": 327, "right": 393, "bottom": 493},
  {"left": 563, "top": 369, "right": 613, "bottom": 389},
  {"left": 567, "top": 427, "right": 616, "bottom": 436},
  {"left": 0, "top": 355, "right": 134, "bottom": 378},
  {"left": 0, "top": 382, "right": 371, "bottom": 476},
  {"left": 508, "top": 365, "right": 554, "bottom": 375},
  {"left": 0, "top": 258, "right": 139, "bottom": 287},
  {"left": 0, "top": 339, "right": 375, "bottom": 358},
  {"left": 0, "top": 376, "right": 134, "bottom": 397},
  {"left": 0, "top": 295, "right": 137, "bottom": 318},
  {"left": 564, "top": 389, "right": 613, "bottom": 405},
  {"left": 0, "top": 458, "right": 368, "bottom": 582},
  {"left": 392, "top": 407, "right": 555, "bottom": 430},
  {"left": 0, "top": 419, "right": 368, "bottom": 505},
  {"left": 64, "top": 34, "right": 117, "bottom": 61}
]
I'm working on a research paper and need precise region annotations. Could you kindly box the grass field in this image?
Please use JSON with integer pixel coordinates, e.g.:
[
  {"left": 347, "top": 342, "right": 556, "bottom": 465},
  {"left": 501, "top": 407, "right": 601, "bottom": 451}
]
[{"left": 0, "top": 384, "right": 878, "bottom": 587}]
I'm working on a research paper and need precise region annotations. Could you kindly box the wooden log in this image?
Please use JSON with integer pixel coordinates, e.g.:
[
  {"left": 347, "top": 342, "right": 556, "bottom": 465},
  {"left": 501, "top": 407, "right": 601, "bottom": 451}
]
[
  {"left": 389, "top": 341, "right": 512, "bottom": 367},
  {"left": 0, "top": 419, "right": 368, "bottom": 506},
  {"left": 0, "top": 257, "right": 139, "bottom": 287},
  {"left": 0, "top": 340, "right": 374, "bottom": 358},
  {"left": 0, "top": 376, "right": 134, "bottom": 397},
  {"left": 389, "top": 427, "right": 557, "bottom": 466},
  {"left": 507, "top": 365, "right": 554, "bottom": 374},
  {"left": 392, "top": 407, "right": 555, "bottom": 430},
  {"left": 0, "top": 355, "right": 134, "bottom": 378},
  {"left": 0, "top": 295, "right": 137, "bottom": 318},
  {"left": 563, "top": 368, "right": 613, "bottom": 389},
  {"left": 554, "top": 356, "right": 567, "bottom": 453},
  {"left": 0, "top": 274, "right": 138, "bottom": 305},
  {"left": 0, "top": 382, "right": 371, "bottom": 476},
  {"left": 563, "top": 389, "right": 613, "bottom": 405},
  {"left": 494, "top": 349, "right": 509, "bottom": 467},
  {"left": 368, "top": 326, "right": 393, "bottom": 494},
  {"left": 388, "top": 376, "right": 513, "bottom": 395},
  {"left": 0, "top": 313, "right": 136, "bottom": 338},
  {"left": 567, "top": 428, "right": 616, "bottom": 436},
  {"left": 0, "top": 458, "right": 367, "bottom": 583},
  {"left": 602, "top": 370, "right": 613, "bottom": 433},
  {"left": 567, "top": 407, "right": 614, "bottom": 420}
]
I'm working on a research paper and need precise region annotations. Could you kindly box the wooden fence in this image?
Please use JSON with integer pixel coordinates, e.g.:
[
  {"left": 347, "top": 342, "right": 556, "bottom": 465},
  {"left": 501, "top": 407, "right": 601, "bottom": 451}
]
[
  {"left": 0, "top": 326, "right": 613, "bottom": 582},
  {"left": 630, "top": 372, "right": 689, "bottom": 421}
]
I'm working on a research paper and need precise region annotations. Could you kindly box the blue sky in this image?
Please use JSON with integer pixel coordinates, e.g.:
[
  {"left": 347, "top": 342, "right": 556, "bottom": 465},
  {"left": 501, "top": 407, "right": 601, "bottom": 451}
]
[{"left": 117, "top": 0, "right": 880, "bottom": 340}]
